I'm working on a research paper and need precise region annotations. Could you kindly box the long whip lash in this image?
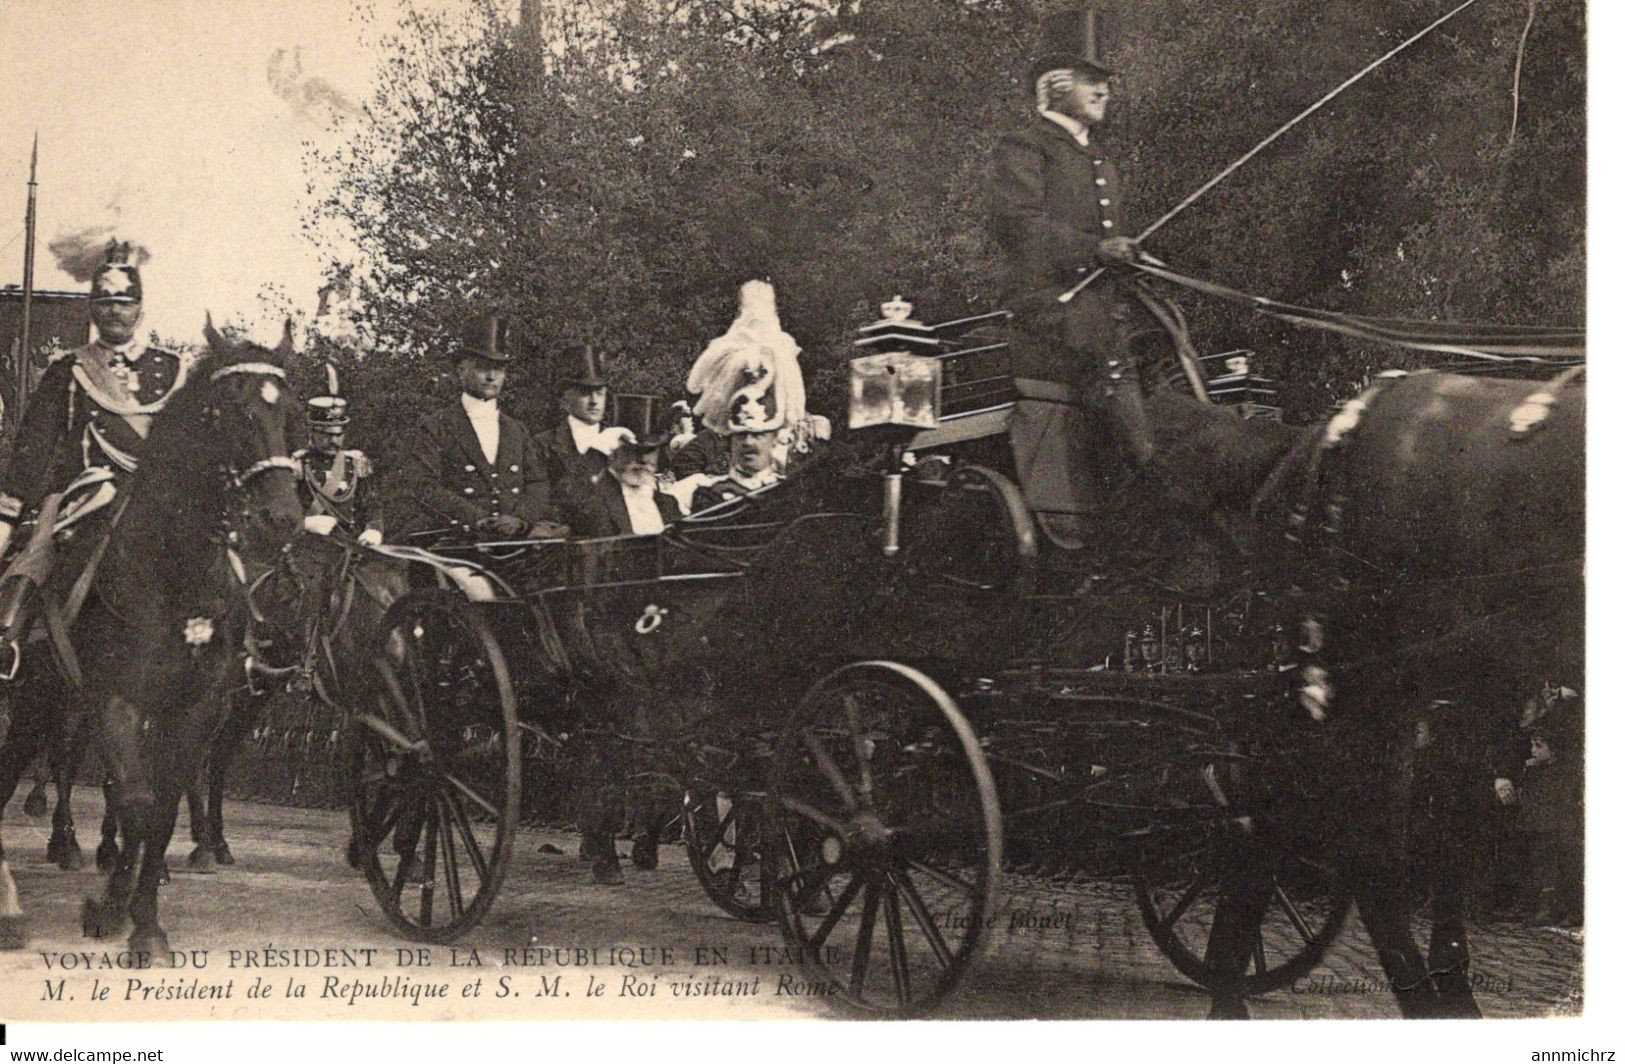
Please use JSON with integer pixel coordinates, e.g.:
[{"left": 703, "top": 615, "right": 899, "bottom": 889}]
[{"left": 1061, "top": 0, "right": 1488, "bottom": 303}]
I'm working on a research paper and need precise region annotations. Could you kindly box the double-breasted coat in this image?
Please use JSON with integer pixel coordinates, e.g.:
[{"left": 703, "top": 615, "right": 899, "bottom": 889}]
[{"left": 396, "top": 404, "right": 554, "bottom": 536}]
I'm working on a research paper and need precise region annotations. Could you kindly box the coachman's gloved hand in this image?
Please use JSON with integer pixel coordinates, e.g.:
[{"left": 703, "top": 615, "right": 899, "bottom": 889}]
[
  {"left": 303, "top": 514, "right": 339, "bottom": 536},
  {"left": 356, "top": 528, "right": 384, "bottom": 547}
]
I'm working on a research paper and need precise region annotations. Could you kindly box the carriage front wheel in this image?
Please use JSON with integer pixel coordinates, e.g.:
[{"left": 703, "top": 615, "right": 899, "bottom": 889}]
[
  {"left": 766, "top": 661, "right": 1002, "bottom": 1016},
  {"left": 348, "top": 590, "right": 521, "bottom": 943}
]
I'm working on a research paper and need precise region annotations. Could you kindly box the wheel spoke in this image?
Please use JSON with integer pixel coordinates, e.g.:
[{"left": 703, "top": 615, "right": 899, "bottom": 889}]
[
  {"left": 701, "top": 804, "right": 739, "bottom": 863},
  {"left": 1273, "top": 883, "right": 1316, "bottom": 945},
  {"left": 441, "top": 789, "right": 490, "bottom": 883},
  {"left": 801, "top": 729, "right": 859, "bottom": 811},
  {"left": 882, "top": 884, "right": 912, "bottom": 1006},
  {"left": 783, "top": 862, "right": 836, "bottom": 913},
  {"left": 438, "top": 797, "right": 465, "bottom": 922},
  {"left": 893, "top": 871, "right": 955, "bottom": 971},
  {"left": 849, "top": 885, "right": 881, "bottom": 997},
  {"left": 442, "top": 771, "right": 502, "bottom": 820},
  {"left": 1155, "top": 869, "right": 1215, "bottom": 932},
  {"left": 418, "top": 802, "right": 440, "bottom": 926},
  {"left": 807, "top": 876, "right": 863, "bottom": 953},
  {"left": 779, "top": 795, "right": 847, "bottom": 836},
  {"left": 905, "top": 858, "right": 980, "bottom": 898},
  {"left": 841, "top": 694, "right": 875, "bottom": 805}
]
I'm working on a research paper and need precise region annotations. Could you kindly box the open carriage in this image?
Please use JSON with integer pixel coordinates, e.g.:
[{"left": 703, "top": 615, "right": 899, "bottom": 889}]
[{"left": 342, "top": 303, "right": 1352, "bottom": 1017}]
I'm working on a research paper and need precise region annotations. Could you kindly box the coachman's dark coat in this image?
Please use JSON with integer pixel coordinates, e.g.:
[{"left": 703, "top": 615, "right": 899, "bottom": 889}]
[
  {"left": 988, "top": 117, "right": 1129, "bottom": 388},
  {"left": 396, "top": 404, "right": 553, "bottom": 535}
]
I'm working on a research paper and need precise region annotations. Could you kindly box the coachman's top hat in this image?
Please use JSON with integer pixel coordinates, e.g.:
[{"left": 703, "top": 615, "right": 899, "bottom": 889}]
[
  {"left": 91, "top": 240, "right": 143, "bottom": 304},
  {"left": 1030, "top": 7, "right": 1113, "bottom": 85},
  {"left": 458, "top": 314, "right": 516, "bottom": 363},
  {"left": 609, "top": 393, "right": 671, "bottom": 450},
  {"left": 558, "top": 342, "right": 609, "bottom": 389}
]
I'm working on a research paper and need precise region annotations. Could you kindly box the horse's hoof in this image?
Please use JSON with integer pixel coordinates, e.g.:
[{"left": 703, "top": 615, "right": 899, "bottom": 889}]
[
  {"left": 129, "top": 928, "right": 170, "bottom": 964},
  {"left": 213, "top": 841, "right": 235, "bottom": 867},
  {"left": 22, "top": 789, "right": 47, "bottom": 819},
  {"left": 185, "top": 846, "right": 216, "bottom": 873},
  {"left": 95, "top": 841, "right": 119, "bottom": 873},
  {"left": 80, "top": 898, "right": 124, "bottom": 940},
  {"left": 0, "top": 915, "right": 28, "bottom": 950},
  {"left": 345, "top": 837, "right": 362, "bottom": 870},
  {"left": 156, "top": 863, "right": 170, "bottom": 888},
  {"left": 47, "top": 834, "right": 84, "bottom": 872}
]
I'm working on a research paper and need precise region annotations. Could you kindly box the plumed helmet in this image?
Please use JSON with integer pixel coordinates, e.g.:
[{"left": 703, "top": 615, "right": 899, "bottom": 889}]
[
  {"left": 91, "top": 240, "right": 143, "bottom": 304},
  {"left": 686, "top": 280, "right": 806, "bottom": 435}
]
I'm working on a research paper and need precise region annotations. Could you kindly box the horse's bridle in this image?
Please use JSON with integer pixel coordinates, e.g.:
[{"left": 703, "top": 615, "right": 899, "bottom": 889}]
[{"left": 209, "top": 362, "right": 302, "bottom": 490}]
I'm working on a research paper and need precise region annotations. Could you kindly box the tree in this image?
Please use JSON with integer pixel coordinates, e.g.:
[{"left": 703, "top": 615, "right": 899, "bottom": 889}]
[{"left": 308, "top": 0, "right": 1584, "bottom": 447}]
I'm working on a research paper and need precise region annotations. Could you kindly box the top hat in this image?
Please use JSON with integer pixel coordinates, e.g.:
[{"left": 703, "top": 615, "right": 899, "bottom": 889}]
[
  {"left": 306, "top": 394, "right": 350, "bottom": 431},
  {"left": 1030, "top": 7, "right": 1113, "bottom": 85},
  {"left": 558, "top": 342, "right": 609, "bottom": 389},
  {"left": 458, "top": 314, "right": 516, "bottom": 363},
  {"left": 91, "top": 240, "right": 143, "bottom": 304},
  {"left": 610, "top": 393, "right": 671, "bottom": 449}
]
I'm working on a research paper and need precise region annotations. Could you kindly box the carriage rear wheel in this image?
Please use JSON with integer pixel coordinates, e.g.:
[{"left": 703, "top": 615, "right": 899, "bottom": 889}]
[
  {"left": 1131, "top": 762, "right": 1352, "bottom": 995},
  {"left": 766, "top": 661, "right": 1002, "bottom": 1016},
  {"left": 349, "top": 590, "right": 521, "bottom": 943},
  {"left": 683, "top": 787, "right": 773, "bottom": 923}
]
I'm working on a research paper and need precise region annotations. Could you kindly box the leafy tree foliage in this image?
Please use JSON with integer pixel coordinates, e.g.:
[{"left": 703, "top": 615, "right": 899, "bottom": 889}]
[{"left": 307, "top": 0, "right": 1583, "bottom": 450}]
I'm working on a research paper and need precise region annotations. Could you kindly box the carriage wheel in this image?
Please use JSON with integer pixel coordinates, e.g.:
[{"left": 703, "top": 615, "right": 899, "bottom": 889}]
[
  {"left": 349, "top": 590, "right": 521, "bottom": 943},
  {"left": 766, "top": 661, "right": 1002, "bottom": 1016},
  {"left": 907, "top": 464, "right": 1037, "bottom": 598},
  {"left": 683, "top": 787, "right": 773, "bottom": 923},
  {"left": 1131, "top": 766, "right": 1352, "bottom": 995}
]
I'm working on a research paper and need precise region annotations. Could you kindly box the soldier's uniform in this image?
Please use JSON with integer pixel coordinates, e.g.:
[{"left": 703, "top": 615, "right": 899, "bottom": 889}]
[
  {"left": 689, "top": 467, "right": 782, "bottom": 516},
  {"left": 294, "top": 395, "right": 381, "bottom": 540},
  {"left": 0, "top": 251, "right": 191, "bottom": 537},
  {"left": 394, "top": 316, "right": 557, "bottom": 539},
  {"left": 0, "top": 244, "right": 195, "bottom": 657},
  {"left": 987, "top": 10, "right": 1153, "bottom": 547}
]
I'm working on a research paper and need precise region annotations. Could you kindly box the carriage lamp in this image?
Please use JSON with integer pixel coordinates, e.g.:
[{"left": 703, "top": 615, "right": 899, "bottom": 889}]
[{"left": 848, "top": 352, "right": 942, "bottom": 557}]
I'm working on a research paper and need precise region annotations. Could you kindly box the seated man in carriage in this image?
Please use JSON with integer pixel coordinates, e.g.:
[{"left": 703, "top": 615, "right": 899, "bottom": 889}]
[
  {"left": 533, "top": 342, "right": 625, "bottom": 505},
  {"left": 557, "top": 395, "right": 683, "bottom": 538},
  {"left": 393, "top": 313, "right": 568, "bottom": 542}
]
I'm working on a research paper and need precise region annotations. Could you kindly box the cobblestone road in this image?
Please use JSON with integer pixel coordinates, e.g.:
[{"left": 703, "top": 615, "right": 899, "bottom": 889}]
[{"left": 0, "top": 794, "right": 1582, "bottom": 1022}]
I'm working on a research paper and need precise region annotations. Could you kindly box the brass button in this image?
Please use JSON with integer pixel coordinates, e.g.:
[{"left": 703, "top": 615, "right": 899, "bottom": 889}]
[
  {"left": 1095, "top": 177, "right": 1107, "bottom": 186},
  {"left": 1102, "top": 220, "right": 1114, "bottom": 229},
  {"left": 1100, "top": 198, "right": 1110, "bottom": 206}
]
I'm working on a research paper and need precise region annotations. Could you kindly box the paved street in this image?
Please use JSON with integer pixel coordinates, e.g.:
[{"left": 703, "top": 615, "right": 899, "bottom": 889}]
[{"left": 0, "top": 793, "right": 1582, "bottom": 1022}]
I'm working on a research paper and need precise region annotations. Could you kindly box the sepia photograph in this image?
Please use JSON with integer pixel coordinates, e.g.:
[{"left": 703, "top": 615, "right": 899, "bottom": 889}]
[{"left": 0, "top": 0, "right": 1602, "bottom": 1054}]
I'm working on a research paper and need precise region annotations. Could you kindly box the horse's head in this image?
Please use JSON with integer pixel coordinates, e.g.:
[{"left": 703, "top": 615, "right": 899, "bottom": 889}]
[{"left": 198, "top": 316, "right": 305, "bottom": 559}]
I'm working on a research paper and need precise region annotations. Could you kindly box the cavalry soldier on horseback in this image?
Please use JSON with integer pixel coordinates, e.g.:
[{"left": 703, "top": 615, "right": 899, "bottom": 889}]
[
  {"left": 988, "top": 8, "right": 1154, "bottom": 549},
  {"left": 395, "top": 314, "right": 566, "bottom": 540},
  {"left": 0, "top": 241, "right": 196, "bottom": 667}
]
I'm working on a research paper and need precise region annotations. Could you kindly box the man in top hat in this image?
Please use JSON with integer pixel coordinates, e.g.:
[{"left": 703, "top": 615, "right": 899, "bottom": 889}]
[
  {"left": 988, "top": 7, "right": 1155, "bottom": 549},
  {"left": 533, "top": 343, "right": 628, "bottom": 506},
  {"left": 0, "top": 241, "right": 193, "bottom": 560},
  {"left": 560, "top": 394, "right": 683, "bottom": 538},
  {"left": 395, "top": 314, "right": 564, "bottom": 539}
]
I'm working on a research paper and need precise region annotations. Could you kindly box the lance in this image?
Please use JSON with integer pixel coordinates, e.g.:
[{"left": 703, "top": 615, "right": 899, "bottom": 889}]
[
  {"left": 16, "top": 132, "right": 39, "bottom": 427},
  {"left": 1060, "top": 0, "right": 1487, "bottom": 303}
]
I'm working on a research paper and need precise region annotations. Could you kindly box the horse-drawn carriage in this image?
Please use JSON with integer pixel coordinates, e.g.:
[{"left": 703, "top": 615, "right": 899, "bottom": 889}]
[{"left": 341, "top": 303, "right": 1359, "bottom": 1016}]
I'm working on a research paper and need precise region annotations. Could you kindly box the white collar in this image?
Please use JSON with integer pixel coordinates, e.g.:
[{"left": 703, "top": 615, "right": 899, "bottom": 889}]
[
  {"left": 461, "top": 393, "right": 499, "bottom": 416},
  {"left": 567, "top": 415, "right": 604, "bottom": 454},
  {"left": 1038, "top": 109, "right": 1090, "bottom": 146}
]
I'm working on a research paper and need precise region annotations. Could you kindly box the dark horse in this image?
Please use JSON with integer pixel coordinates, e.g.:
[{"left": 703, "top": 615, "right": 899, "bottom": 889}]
[
  {"left": 0, "top": 320, "right": 303, "bottom": 954},
  {"left": 1150, "top": 370, "right": 1583, "bottom": 1019}
]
